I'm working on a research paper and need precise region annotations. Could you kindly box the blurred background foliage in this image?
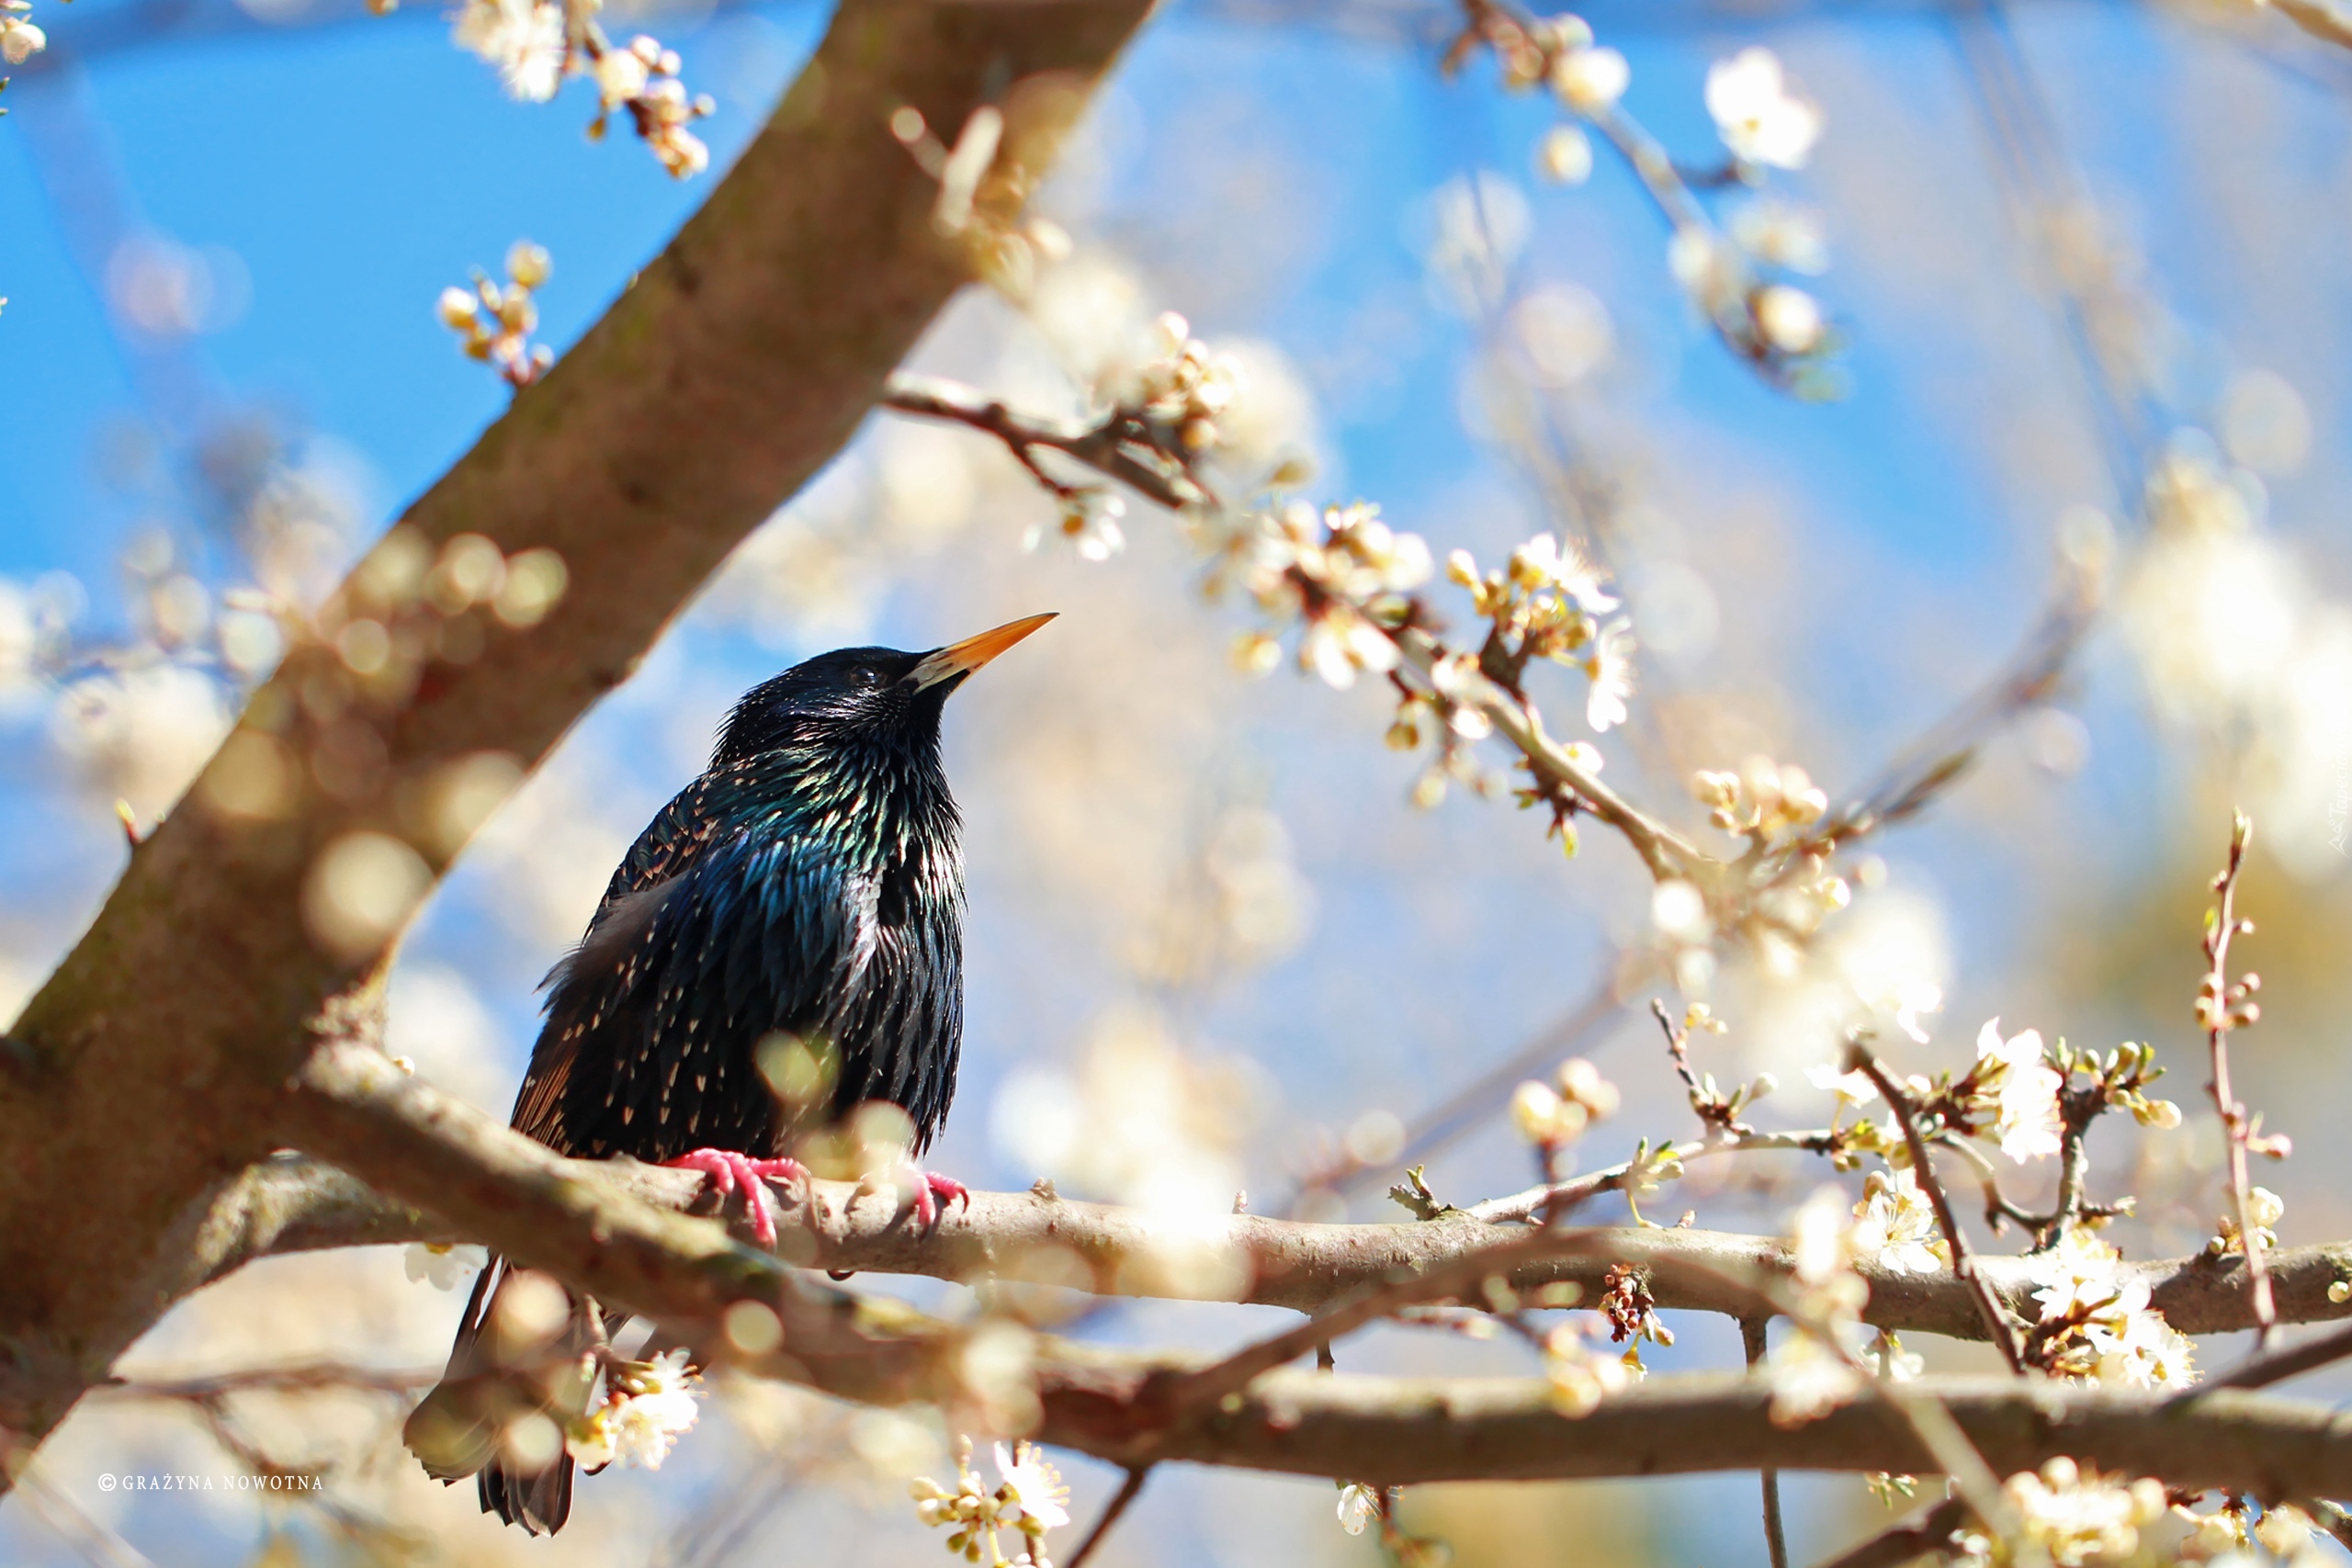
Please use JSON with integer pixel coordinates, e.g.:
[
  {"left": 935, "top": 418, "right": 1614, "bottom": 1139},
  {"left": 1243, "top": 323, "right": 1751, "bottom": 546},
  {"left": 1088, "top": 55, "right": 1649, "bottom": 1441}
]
[{"left": 6, "top": 0, "right": 2352, "bottom": 1560}]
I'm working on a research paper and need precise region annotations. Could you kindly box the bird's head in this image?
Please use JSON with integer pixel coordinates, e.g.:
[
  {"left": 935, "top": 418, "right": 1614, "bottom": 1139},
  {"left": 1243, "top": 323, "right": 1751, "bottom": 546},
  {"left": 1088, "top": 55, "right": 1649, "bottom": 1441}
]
[{"left": 714, "top": 613, "right": 1057, "bottom": 763}]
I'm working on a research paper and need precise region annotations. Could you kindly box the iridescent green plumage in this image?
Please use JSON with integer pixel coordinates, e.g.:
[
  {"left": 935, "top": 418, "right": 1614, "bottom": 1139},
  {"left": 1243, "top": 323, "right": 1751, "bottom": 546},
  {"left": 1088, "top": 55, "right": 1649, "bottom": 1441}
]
[{"left": 408, "top": 622, "right": 1050, "bottom": 1534}]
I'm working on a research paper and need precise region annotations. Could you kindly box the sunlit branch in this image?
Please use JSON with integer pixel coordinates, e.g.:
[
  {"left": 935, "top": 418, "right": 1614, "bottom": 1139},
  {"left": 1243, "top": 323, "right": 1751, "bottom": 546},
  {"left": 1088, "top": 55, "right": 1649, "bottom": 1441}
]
[
  {"left": 2200, "top": 812, "right": 2277, "bottom": 1348},
  {"left": 881, "top": 372, "right": 1210, "bottom": 513},
  {"left": 220, "top": 1090, "right": 2352, "bottom": 1345}
]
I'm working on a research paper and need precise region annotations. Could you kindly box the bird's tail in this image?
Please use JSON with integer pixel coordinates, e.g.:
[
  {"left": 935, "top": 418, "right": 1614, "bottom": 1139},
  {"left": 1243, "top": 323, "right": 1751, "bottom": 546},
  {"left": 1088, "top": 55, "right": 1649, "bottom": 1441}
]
[{"left": 402, "top": 1257, "right": 594, "bottom": 1536}]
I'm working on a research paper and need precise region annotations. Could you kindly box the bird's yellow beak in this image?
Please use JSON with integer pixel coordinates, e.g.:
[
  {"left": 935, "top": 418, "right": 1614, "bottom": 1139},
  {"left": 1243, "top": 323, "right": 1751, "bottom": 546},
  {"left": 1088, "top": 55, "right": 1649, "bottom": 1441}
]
[{"left": 910, "top": 613, "right": 1057, "bottom": 691}]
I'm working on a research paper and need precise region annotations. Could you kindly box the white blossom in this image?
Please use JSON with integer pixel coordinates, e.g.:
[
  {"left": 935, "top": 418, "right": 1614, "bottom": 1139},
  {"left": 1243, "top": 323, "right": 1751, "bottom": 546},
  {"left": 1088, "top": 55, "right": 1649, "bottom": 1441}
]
[
  {"left": 1753, "top": 284, "right": 1824, "bottom": 355},
  {"left": 1704, "top": 48, "right": 1824, "bottom": 170},
  {"left": 1509, "top": 533, "right": 1617, "bottom": 612},
  {"left": 2027, "top": 1226, "right": 2197, "bottom": 1390},
  {"left": 1584, "top": 617, "right": 1635, "bottom": 731},
  {"left": 1537, "top": 124, "right": 1594, "bottom": 185},
  {"left": 1975, "top": 1017, "right": 2064, "bottom": 1162},
  {"left": 1890, "top": 979, "right": 1942, "bottom": 1044},
  {"left": 452, "top": 0, "right": 566, "bottom": 103},
  {"left": 1, "top": 8, "right": 45, "bottom": 64},
  {"left": 1336, "top": 1482, "right": 1381, "bottom": 1536},
  {"left": 993, "top": 1441, "right": 1070, "bottom": 1530},
  {"left": 1849, "top": 1168, "right": 1949, "bottom": 1276},
  {"left": 571, "top": 1348, "right": 701, "bottom": 1470},
  {"left": 1551, "top": 45, "right": 1629, "bottom": 113},
  {"left": 1804, "top": 1063, "right": 1879, "bottom": 1107},
  {"left": 1300, "top": 604, "right": 1396, "bottom": 690},
  {"left": 593, "top": 42, "right": 650, "bottom": 109},
  {"left": 402, "top": 1242, "right": 489, "bottom": 1289},
  {"left": 1765, "top": 1331, "right": 1859, "bottom": 1427}
]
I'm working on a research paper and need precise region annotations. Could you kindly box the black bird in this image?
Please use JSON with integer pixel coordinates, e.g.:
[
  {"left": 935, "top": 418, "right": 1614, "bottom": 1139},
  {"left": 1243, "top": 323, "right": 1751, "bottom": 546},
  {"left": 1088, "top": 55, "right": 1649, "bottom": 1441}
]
[{"left": 404, "top": 613, "right": 1055, "bottom": 1535}]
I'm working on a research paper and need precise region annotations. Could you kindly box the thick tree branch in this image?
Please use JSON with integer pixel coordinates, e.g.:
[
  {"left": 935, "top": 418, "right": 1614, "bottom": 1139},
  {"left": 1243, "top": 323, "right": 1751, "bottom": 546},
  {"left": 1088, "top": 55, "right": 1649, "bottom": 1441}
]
[
  {"left": 0, "top": 0, "right": 1154, "bottom": 1468},
  {"left": 190, "top": 1099, "right": 2352, "bottom": 1347}
]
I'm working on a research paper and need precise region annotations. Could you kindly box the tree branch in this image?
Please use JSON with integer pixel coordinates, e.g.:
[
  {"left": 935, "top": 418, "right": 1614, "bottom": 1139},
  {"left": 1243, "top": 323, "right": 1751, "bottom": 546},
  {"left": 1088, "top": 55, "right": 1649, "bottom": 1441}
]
[
  {"left": 188, "top": 1095, "right": 2352, "bottom": 1347},
  {"left": 252, "top": 1039, "right": 2352, "bottom": 1503}
]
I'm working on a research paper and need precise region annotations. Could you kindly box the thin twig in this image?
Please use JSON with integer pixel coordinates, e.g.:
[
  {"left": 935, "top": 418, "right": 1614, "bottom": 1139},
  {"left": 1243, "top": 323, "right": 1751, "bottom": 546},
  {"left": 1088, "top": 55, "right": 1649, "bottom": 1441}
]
[
  {"left": 1064, "top": 1466, "right": 1150, "bottom": 1568},
  {"left": 882, "top": 373, "right": 1209, "bottom": 513},
  {"left": 1161, "top": 1227, "right": 1622, "bottom": 1416},
  {"left": 1850, "top": 1046, "right": 2027, "bottom": 1373},
  {"left": 1466, "top": 1129, "right": 1838, "bottom": 1226},
  {"left": 2186, "top": 1319, "right": 2352, "bottom": 1397},
  {"left": 2201, "top": 811, "right": 2276, "bottom": 1348},
  {"left": 1743, "top": 1317, "right": 1791, "bottom": 1568},
  {"left": 1808, "top": 1497, "right": 1968, "bottom": 1568}
]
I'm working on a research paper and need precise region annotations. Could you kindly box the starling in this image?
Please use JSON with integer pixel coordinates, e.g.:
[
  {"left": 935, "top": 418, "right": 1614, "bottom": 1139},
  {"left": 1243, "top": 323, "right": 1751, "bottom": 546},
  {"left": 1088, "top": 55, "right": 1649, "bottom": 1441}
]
[{"left": 403, "top": 614, "right": 1055, "bottom": 1534}]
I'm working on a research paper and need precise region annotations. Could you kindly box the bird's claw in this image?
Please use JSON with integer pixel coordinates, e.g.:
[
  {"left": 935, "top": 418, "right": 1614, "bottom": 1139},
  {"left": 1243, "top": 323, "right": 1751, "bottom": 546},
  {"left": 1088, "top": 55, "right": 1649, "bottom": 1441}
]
[
  {"left": 858, "top": 1167, "right": 969, "bottom": 1232},
  {"left": 660, "top": 1148, "right": 808, "bottom": 1247}
]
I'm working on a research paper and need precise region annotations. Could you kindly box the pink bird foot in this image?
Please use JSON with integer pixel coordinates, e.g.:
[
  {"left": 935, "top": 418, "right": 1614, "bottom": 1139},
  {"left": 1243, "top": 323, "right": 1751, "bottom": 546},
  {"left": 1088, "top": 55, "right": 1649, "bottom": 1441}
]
[
  {"left": 859, "top": 1166, "right": 970, "bottom": 1232},
  {"left": 660, "top": 1148, "right": 809, "bottom": 1247}
]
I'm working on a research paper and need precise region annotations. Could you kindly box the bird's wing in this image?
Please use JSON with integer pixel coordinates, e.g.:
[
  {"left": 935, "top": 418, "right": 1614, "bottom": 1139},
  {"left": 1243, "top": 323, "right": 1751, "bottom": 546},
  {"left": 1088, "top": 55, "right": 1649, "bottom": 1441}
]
[
  {"left": 599, "top": 775, "right": 730, "bottom": 908},
  {"left": 513, "top": 823, "right": 878, "bottom": 1156},
  {"left": 509, "top": 779, "right": 720, "bottom": 1144}
]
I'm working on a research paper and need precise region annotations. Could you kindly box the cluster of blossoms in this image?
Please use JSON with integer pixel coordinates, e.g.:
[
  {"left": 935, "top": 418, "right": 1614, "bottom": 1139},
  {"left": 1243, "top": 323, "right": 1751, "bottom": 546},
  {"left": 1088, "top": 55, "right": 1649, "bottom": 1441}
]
[
  {"left": 565, "top": 1348, "right": 701, "bottom": 1470},
  {"left": 910, "top": 1439, "right": 1070, "bottom": 1568},
  {"left": 438, "top": 242, "right": 558, "bottom": 389},
  {"left": 1130, "top": 311, "right": 1246, "bottom": 455},
  {"left": 1214, "top": 501, "right": 1431, "bottom": 693},
  {"left": 2173, "top": 1499, "right": 2332, "bottom": 1565},
  {"left": 1807, "top": 1020, "right": 2178, "bottom": 1175},
  {"left": 1446, "top": 535, "right": 1632, "bottom": 731},
  {"left": 584, "top": 34, "right": 714, "bottom": 177},
  {"left": 1, "top": 0, "right": 47, "bottom": 66},
  {"left": 938, "top": 302, "right": 1647, "bottom": 831},
  {"left": 447, "top": 0, "right": 711, "bottom": 177},
  {"left": 1693, "top": 755, "right": 1829, "bottom": 842},
  {"left": 1797, "top": 1016, "right": 2199, "bottom": 1392},
  {"left": 1456, "top": 6, "right": 1836, "bottom": 385},
  {"left": 1702, "top": 47, "right": 1824, "bottom": 173},
  {"left": 2024, "top": 1226, "right": 2198, "bottom": 1389},
  {"left": 1686, "top": 754, "right": 1864, "bottom": 958},
  {"left": 2211, "top": 1184, "right": 2286, "bottom": 1259},
  {"left": 1953, "top": 1461, "right": 2170, "bottom": 1567}
]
